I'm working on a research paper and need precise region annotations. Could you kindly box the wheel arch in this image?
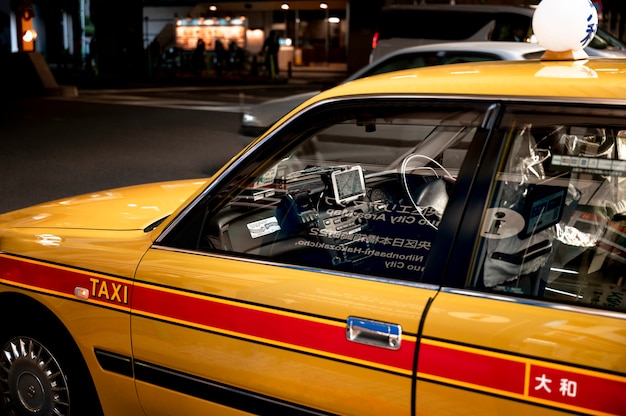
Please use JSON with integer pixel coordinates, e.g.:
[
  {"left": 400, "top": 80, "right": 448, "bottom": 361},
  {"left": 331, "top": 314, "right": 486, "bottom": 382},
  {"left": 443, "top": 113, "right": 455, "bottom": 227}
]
[
  {"left": 0, "top": 291, "right": 104, "bottom": 415},
  {"left": 0, "top": 292, "right": 83, "bottom": 344}
]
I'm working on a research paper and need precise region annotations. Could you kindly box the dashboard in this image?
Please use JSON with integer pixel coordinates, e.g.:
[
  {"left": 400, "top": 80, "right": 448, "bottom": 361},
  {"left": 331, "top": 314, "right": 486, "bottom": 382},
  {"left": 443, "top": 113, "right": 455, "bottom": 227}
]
[{"left": 206, "top": 163, "right": 452, "bottom": 279}]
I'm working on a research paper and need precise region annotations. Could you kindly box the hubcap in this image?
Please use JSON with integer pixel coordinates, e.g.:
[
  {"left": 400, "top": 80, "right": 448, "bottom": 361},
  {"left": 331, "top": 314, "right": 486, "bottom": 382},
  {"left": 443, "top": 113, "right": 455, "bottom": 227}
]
[{"left": 0, "top": 337, "right": 70, "bottom": 416}]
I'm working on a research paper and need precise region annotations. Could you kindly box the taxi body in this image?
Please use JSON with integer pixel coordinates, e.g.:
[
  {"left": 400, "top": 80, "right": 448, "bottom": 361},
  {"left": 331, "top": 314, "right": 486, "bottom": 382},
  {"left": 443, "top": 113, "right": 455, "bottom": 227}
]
[{"left": 1, "top": 57, "right": 626, "bottom": 416}]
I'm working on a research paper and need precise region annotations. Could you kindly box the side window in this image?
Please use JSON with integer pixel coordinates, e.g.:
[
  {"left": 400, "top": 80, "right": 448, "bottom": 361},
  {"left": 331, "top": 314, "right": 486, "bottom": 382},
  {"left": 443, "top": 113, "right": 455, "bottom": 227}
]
[
  {"left": 441, "top": 52, "right": 501, "bottom": 65},
  {"left": 473, "top": 108, "right": 626, "bottom": 312},
  {"left": 196, "top": 104, "right": 486, "bottom": 282},
  {"left": 491, "top": 13, "right": 533, "bottom": 42},
  {"left": 360, "top": 53, "right": 433, "bottom": 77}
]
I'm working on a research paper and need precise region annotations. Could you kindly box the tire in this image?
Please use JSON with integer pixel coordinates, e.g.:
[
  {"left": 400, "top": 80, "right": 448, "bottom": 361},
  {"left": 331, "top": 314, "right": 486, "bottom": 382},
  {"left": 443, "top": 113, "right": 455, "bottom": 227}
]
[{"left": 0, "top": 317, "right": 103, "bottom": 416}]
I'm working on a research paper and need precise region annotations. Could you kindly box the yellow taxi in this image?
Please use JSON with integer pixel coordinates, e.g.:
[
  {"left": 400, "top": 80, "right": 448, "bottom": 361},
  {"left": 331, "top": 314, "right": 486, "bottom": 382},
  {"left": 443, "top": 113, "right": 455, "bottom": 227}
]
[{"left": 1, "top": 1, "right": 625, "bottom": 415}]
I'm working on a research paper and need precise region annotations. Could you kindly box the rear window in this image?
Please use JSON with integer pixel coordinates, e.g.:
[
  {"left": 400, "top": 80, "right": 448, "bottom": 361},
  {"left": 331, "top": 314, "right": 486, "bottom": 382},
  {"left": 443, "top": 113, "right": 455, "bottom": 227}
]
[
  {"left": 521, "top": 51, "right": 545, "bottom": 60},
  {"left": 377, "top": 9, "right": 532, "bottom": 42},
  {"left": 359, "top": 51, "right": 510, "bottom": 78}
]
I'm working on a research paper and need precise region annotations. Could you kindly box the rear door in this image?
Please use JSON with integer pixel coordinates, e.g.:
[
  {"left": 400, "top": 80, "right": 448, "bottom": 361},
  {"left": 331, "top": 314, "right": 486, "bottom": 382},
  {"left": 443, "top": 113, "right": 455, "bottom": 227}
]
[
  {"left": 130, "top": 98, "right": 493, "bottom": 415},
  {"left": 416, "top": 103, "right": 626, "bottom": 415}
]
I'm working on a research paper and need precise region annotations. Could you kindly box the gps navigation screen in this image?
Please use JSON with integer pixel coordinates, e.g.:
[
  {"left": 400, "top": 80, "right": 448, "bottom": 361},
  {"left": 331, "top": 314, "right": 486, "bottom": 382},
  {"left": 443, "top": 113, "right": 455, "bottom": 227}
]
[{"left": 331, "top": 166, "right": 366, "bottom": 204}]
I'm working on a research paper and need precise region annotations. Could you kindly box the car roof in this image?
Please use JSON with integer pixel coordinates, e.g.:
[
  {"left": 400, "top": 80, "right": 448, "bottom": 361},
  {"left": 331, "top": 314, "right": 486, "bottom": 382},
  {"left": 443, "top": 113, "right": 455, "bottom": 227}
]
[
  {"left": 311, "top": 58, "right": 626, "bottom": 103},
  {"left": 348, "top": 41, "right": 546, "bottom": 82},
  {"left": 395, "top": 41, "right": 543, "bottom": 52},
  {"left": 369, "top": 41, "right": 545, "bottom": 58}
]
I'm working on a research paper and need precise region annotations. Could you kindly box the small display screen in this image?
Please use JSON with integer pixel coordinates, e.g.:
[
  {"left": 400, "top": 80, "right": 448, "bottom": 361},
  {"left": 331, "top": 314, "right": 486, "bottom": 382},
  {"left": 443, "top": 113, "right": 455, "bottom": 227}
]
[
  {"left": 331, "top": 166, "right": 366, "bottom": 205},
  {"left": 519, "top": 185, "right": 566, "bottom": 238}
]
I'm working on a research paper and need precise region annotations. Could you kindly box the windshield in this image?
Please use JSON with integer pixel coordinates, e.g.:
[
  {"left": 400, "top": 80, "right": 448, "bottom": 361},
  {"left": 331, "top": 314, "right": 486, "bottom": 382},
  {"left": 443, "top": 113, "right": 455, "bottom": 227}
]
[
  {"left": 164, "top": 100, "right": 490, "bottom": 283},
  {"left": 590, "top": 28, "right": 626, "bottom": 50}
]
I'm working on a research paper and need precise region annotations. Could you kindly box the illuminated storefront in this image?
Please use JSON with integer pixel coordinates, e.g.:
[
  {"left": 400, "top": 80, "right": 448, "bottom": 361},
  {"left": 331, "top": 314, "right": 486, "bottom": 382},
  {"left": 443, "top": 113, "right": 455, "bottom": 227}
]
[{"left": 175, "top": 16, "right": 247, "bottom": 51}]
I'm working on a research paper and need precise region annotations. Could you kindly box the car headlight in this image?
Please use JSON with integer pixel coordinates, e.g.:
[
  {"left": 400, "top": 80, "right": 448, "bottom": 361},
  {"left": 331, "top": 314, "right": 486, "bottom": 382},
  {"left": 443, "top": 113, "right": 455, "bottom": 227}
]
[{"left": 241, "top": 113, "right": 258, "bottom": 126}]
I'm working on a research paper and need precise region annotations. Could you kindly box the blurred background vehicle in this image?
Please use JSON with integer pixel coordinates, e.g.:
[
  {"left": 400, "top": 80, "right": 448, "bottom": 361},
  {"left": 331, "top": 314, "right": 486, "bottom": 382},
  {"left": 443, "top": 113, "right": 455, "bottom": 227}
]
[
  {"left": 369, "top": 3, "right": 626, "bottom": 62},
  {"left": 239, "top": 41, "right": 546, "bottom": 143}
]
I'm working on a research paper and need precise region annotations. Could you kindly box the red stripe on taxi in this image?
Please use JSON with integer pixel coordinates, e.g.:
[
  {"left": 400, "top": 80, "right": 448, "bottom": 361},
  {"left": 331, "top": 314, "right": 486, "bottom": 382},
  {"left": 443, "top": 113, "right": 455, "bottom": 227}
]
[
  {"left": 1, "top": 254, "right": 85, "bottom": 294},
  {"left": 131, "top": 283, "right": 416, "bottom": 373},
  {"left": 419, "top": 339, "right": 626, "bottom": 415},
  {"left": 0, "top": 255, "right": 131, "bottom": 309},
  {"left": 529, "top": 364, "right": 625, "bottom": 415},
  {"left": 418, "top": 341, "right": 525, "bottom": 394}
]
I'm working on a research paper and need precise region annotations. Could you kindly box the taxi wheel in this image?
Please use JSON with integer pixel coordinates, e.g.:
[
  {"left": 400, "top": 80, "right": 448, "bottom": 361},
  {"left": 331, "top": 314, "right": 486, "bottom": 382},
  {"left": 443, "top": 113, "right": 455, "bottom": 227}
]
[
  {"left": 0, "top": 323, "right": 103, "bottom": 416},
  {"left": 0, "top": 336, "right": 70, "bottom": 416}
]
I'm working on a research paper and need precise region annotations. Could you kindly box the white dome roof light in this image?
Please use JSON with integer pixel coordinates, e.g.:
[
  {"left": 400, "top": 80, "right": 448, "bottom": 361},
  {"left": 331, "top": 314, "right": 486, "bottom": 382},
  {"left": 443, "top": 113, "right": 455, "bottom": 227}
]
[{"left": 532, "top": 0, "right": 598, "bottom": 60}]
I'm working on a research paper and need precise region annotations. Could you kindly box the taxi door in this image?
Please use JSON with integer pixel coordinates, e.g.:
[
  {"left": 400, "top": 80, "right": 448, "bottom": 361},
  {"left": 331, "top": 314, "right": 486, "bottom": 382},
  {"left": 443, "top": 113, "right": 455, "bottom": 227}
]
[
  {"left": 130, "top": 249, "right": 433, "bottom": 415},
  {"left": 414, "top": 104, "right": 626, "bottom": 415},
  {"left": 128, "top": 98, "right": 494, "bottom": 415}
]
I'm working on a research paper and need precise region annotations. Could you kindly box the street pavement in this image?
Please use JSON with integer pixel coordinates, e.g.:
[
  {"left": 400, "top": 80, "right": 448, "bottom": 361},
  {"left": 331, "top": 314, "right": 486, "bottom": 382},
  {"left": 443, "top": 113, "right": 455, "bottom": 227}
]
[{"left": 0, "top": 70, "right": 345, "bottom": 214}]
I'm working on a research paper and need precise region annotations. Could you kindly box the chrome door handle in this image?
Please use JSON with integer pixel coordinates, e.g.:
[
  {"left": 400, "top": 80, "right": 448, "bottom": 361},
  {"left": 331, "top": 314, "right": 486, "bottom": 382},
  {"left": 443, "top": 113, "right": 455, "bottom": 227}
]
[{"left": 346, "top": 317, "right": 402, "bottom": 350}]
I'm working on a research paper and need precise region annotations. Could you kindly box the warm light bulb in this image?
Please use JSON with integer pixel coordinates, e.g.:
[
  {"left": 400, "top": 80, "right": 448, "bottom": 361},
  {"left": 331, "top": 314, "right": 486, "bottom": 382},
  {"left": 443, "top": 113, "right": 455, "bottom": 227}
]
[{"left": 532, "top": 0, "right": 598, "bottom": 52}]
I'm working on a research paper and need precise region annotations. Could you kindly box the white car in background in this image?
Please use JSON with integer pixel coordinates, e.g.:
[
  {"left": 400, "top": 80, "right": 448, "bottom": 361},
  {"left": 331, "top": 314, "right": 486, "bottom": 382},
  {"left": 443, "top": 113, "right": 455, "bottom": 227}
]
[
  {"left": 240, "top": 41, "right": 546, "bottom": 142},
  {"left": 368, "top": 4, "right": 626, "bottom": 63}
]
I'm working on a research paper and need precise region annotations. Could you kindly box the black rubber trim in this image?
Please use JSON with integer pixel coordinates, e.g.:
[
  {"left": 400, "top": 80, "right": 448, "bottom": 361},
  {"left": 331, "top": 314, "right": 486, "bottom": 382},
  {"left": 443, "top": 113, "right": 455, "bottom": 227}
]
[
  {"left": 411, "top": 295, "right": 435, "bottom": 416},
  {"left": 133, "top": 360, "right": 336, "bottom": 416},
  {"left": 95, "top": 349, "right": 133, "bottom": 378},
  {"left": 93, "top": 348, "right": 336, "bottom": 415}
]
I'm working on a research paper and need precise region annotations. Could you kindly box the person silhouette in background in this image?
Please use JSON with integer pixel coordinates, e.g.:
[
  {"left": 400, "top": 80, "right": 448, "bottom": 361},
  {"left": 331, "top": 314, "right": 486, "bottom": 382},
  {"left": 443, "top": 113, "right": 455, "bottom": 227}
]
[
  {"left": 213, "top": 38, "right": 226, "bottom": 76},
  {"left": 193, "top": 38, "right": 206, "bottom": 77},
  {"left": 262, "top": 31, "right": 280, "bottom": 78}
]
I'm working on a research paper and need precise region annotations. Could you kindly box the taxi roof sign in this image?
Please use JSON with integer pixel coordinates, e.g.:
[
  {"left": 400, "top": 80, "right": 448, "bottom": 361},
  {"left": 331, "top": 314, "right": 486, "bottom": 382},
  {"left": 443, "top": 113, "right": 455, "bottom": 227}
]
[{"left": 533, "top": 0, "right": 598, "bottom": 60}]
